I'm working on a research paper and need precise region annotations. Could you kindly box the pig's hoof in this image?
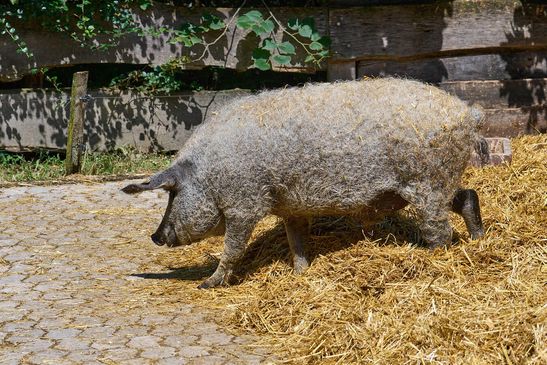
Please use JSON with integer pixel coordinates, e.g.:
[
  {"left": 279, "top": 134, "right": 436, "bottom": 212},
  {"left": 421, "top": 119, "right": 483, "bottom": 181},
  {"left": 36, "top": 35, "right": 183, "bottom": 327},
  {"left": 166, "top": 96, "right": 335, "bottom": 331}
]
[
  {"left": 197, "top": 277, "right": 220, "bottom": 289},
  {"left": 293, "top": 258, "right": 309, "bottom": 274},
  {"left": 427, "top": 241, "right": 450, "bottom": 250},
  {"left": 197, "top": 273, "right": 228, "bottom": 289},
  {"left": 197, "top": 281, "right": 212, "bottom": 289},
  {"left": 469, "top": 228, "right": 484, "bottom": 240}
]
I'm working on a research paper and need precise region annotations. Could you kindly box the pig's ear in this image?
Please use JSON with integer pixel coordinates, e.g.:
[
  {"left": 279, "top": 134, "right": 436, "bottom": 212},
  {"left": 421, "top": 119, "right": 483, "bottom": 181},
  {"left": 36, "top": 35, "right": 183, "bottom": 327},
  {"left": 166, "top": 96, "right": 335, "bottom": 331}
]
[{"left": 121, "top": 168, "right": 178, "bottom": 194}]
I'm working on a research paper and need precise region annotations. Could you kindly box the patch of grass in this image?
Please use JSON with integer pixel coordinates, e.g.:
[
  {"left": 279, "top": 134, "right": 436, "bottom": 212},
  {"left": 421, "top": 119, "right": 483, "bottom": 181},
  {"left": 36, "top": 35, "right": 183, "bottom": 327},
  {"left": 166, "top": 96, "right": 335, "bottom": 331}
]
[{"left": 0, "top": 147, "right": 172, "bottom": 183}]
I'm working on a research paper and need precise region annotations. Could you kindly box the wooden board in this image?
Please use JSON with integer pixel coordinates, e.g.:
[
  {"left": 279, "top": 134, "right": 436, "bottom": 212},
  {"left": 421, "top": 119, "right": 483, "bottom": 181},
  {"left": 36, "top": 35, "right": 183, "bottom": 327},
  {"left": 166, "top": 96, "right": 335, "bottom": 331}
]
[
  {"left": 357, "top": 52, "right": 547, "bottom": 83},
  {"left": 0, "top": 5, "right": 328, "bottom": 81},
  {"left": 330, "top": 1, "right": 547, "bottom": 61},
  {"left": 0, "top": 89, "right": 248, "bottom": 152},
  {"left": 327, "top": 0, "right": 440, "bottom": 6},
  {"left": 482, "top": 107, "right": 546, "bottom": 137},
  {"left": 440, "top": 79, "right": 546, "bottom": 109},
  {"left": 327, "top": 61, "right": 356, "bottom": 81}
]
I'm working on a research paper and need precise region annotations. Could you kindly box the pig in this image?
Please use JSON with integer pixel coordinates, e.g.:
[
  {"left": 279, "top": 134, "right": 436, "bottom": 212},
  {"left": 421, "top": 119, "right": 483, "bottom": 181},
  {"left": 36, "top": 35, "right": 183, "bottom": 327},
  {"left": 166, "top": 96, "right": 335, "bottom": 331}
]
[{"left": 122, "top": 78, "right": 486, "bottom": 288}]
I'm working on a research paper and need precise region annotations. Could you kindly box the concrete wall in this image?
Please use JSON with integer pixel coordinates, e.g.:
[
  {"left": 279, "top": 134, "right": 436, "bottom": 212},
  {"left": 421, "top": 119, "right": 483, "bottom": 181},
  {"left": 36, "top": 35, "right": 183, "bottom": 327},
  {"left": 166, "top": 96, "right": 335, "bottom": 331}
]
[{"left": 0, "top": 89, "right": 248, "bottom": 152}]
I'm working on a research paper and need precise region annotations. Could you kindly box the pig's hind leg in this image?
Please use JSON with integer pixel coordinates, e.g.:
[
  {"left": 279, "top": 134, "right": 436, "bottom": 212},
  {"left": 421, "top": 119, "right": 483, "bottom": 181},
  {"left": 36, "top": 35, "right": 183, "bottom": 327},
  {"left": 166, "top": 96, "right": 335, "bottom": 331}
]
[{"left": 284, "top": 216, "right": 310, "bottom": 273}]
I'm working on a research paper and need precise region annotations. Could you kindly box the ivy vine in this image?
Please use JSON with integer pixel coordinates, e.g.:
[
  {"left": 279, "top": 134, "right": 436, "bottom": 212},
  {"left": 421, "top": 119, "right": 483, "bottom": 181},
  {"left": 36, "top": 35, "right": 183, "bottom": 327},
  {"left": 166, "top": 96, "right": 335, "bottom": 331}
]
[{"left": 0, "top": 0, "right": 330, "bottom": 93}]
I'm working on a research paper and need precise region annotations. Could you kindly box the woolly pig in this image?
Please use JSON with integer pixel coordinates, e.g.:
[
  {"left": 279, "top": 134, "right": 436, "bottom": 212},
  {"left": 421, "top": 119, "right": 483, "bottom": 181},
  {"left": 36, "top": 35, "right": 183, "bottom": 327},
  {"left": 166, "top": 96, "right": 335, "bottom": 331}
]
[{"left": 123, "top": 78, "right": 485, "bottom": 288}]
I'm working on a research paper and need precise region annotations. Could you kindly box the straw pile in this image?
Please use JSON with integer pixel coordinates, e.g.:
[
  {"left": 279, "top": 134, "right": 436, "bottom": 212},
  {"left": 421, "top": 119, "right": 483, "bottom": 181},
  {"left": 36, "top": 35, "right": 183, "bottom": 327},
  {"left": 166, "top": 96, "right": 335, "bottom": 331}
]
[{"left": 136, "top": 135, "right": 546, "bottom": 364}]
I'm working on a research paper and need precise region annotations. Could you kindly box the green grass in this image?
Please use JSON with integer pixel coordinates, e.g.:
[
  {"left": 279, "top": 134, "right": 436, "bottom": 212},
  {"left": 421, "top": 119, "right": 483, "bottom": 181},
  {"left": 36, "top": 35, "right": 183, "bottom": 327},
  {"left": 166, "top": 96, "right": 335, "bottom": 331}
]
[{"left": 0, "top": 148, "right": 172, "bottom": 183}]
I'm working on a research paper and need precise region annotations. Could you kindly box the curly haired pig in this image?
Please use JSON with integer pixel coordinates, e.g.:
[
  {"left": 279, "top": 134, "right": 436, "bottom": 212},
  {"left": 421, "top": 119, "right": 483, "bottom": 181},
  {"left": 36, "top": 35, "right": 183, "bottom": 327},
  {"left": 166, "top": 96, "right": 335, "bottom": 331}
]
[{"left": 123, "top": 78, "right": 486, "bottom": 288}]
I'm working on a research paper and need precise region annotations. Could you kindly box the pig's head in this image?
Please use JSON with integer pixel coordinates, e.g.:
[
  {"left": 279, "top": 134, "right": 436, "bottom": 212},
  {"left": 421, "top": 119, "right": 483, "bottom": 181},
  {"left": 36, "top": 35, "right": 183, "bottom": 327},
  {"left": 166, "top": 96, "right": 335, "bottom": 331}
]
[{"left": 121, "top": 161, "right": 224, "bottom": 247}]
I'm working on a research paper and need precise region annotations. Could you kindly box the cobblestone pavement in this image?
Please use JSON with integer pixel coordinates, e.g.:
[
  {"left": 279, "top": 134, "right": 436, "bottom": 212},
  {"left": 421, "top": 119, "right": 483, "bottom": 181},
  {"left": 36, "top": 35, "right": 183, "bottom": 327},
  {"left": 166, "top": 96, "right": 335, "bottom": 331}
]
[{"left": 0, "top": 180, "right": 273, "bottom": 364}]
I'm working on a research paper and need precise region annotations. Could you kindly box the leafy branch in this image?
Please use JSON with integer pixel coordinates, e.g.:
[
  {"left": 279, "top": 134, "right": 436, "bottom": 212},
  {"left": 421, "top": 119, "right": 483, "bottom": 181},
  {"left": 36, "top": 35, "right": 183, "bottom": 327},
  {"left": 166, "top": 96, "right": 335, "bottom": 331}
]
[
  {"left": 1, "top": 1, "right": 331, "bottom": 94},
  {"left": 232, "top": 8, "right": 329, "bottom": 70},
  {"left": 0, "top": 15, "right": 62, "bottom": 90}
]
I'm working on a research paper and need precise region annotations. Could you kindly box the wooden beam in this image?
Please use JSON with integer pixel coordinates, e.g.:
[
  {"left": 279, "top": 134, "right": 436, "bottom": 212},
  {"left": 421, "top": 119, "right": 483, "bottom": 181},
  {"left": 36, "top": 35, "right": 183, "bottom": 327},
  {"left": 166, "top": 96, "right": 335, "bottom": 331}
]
[
  {"left": 440, "top": 79, "right": 546, "bottom": 109},
  {"left": 482, "top": 107, "right": 546, "bottom": 137},
  {"left": 327, "top": 61, "right": 356, "bottom": 81},
  {"left": 357, "top": 52, "right": 547, "bottom": 83},
  {"left": 330, "top": 1, "right": 547, "bottom": 61}
]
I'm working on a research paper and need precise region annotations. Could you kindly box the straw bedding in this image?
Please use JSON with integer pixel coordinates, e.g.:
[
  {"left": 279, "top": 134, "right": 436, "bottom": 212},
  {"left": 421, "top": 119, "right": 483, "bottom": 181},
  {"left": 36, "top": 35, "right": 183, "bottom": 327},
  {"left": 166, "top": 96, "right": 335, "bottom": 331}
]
[{"left": 134, "top": 135, "right": 546, "bottom": 364}]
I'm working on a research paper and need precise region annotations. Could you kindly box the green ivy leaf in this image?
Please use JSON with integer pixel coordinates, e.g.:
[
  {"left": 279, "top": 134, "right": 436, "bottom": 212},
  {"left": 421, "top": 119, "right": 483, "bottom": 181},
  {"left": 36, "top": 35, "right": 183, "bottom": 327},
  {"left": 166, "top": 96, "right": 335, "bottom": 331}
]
[
  {"left": 236, "top": 15, "right": 253, "bottom": 30},
  {"left": 287, "top": 18, "right": 299, "bottom": 31},
  {"left": 309, "top": 41, "right": 323, "bottom": 51},
  {"left": 261, "top": 19, "right": 274, "bottom": 34},
  {"left": 252, "top": 48, "right": 271, "bottom": 70},
  {"left": 311, "top": 32, "right": 321, "bottom": 42},
  {"left": 139, "top": 0, "right": 152, "bottom": 10},
  {"left": 318, "top": 49, "right": 330, "bottom": 57},
  {"left": 272, "top": 54, "right": 291, "bottom": 65},
  {"left": 304, "top": 54, "right": 315, "bottom": 63},
  {"left": 189, "top": 35, "right": 202, "bottom": 45},
  {"left": 202, "top": 13, "right": 225, "bottom": 30},
  {"left": 244, "top": 10, "right": 263, "bottom": 22},
  {"left": 262, "top": 38, "right": 277, "bottom": 52},
  {"left": 298, "top": 25, "right": 312, "bottom": 38},
  {"left": 250, "top": 20, "right": 274, "bottom": 36},
  {"left": 253, "top": 58, "right": 271, "bottom": 71},
  {"left": 250, "top": 24, "right": 265, "bottom": 36},
  {"left": 277, "top": 41, "right": 296, "bottom": 55},
  {"left": 237, "top": 11, "right": 273, "bottom": 36}
]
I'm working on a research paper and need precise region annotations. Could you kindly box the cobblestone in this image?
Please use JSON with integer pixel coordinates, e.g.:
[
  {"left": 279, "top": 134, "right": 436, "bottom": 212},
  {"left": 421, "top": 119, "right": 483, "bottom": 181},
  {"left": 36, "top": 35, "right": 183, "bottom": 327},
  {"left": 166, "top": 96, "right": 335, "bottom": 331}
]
[{"left": 0, "top": 180, "right": 274, "bottom": 364}]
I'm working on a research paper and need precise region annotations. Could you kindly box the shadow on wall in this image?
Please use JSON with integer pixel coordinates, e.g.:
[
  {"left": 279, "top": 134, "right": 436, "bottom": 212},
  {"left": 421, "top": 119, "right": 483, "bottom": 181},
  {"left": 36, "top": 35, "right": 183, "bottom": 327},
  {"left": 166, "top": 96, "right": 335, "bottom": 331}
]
[
  {"left": 0, "top": 91, "right": 70, "bottom": 151},
  {"left": 0, "top": 89, "right": 246, "bottom": 152},
  {"left": 500, "top": 1, "right": 547, "bottom": 134}
]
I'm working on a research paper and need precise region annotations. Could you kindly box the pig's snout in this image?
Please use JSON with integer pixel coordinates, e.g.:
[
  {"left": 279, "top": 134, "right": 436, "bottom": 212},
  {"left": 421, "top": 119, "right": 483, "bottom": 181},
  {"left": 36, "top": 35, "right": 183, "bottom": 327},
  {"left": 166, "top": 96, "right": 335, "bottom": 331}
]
[{"left": 151, "top": 232, "right": 165, "bottom": 246}]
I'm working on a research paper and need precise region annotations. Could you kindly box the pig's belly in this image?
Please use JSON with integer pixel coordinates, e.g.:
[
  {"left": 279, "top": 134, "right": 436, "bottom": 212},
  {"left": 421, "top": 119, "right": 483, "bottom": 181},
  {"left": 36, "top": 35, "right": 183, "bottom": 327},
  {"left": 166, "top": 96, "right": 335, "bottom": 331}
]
[{"left": 272, "top": 191, "right": 408, "bottom": 218}]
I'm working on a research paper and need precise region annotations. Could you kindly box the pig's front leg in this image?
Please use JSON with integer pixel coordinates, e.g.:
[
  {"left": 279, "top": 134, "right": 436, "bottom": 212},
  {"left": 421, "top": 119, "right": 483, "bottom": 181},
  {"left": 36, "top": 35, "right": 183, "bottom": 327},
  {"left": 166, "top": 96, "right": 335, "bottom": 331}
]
[
  {"left": 284, "top": 216, "right": 310, "bottom": 273},
  {"left": 452, "top": 189, "right": 484, "bottom": 240},
  {"left": 198, "top": 215, "right": 257, "bottom": 289}
]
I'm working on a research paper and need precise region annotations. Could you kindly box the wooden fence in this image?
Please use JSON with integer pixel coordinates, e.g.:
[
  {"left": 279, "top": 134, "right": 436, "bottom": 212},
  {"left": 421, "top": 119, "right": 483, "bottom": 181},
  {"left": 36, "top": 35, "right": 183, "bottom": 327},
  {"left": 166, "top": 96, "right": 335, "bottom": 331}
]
[{"left": 0, "top": 0, "right": 545, "bottom": 152}]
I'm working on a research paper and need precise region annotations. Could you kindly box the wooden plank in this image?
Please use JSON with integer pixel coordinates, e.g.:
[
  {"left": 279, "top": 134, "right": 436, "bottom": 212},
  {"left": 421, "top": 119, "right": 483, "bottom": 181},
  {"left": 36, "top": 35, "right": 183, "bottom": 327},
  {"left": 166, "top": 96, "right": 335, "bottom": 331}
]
[
  {"left": 0, "top": 5, "right": 328, "bottom": 81},
  {"left": 65, "top": 72, "right": 89, "bottom": 174},
  {"left": 327, "top": 61, "right": 356, "bottom": 81},
  {"left": 440, "top": 79, "right": 546, "bottom": 109},
  {"left": 482, "top": 107, "right": 546, "bottom": 137},
  {"left": 330, "top": 1, "right": 547, "bottom": 61},
  {"left": 327, "top": 0, "right": 438, "bottom": 6},
  {"left": 357, "top": 52, "right": 547, "bottom": 83},
  {"left": 0, "top": 89, "right": 249, "bottom": 153}
]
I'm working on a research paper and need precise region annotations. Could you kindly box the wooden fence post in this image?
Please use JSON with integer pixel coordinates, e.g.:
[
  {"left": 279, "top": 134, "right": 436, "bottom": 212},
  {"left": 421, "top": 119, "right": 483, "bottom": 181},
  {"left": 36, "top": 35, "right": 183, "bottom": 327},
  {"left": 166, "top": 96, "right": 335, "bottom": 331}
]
[{"left": 65, "top": 71, "right": 89, "bottom": 175}]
